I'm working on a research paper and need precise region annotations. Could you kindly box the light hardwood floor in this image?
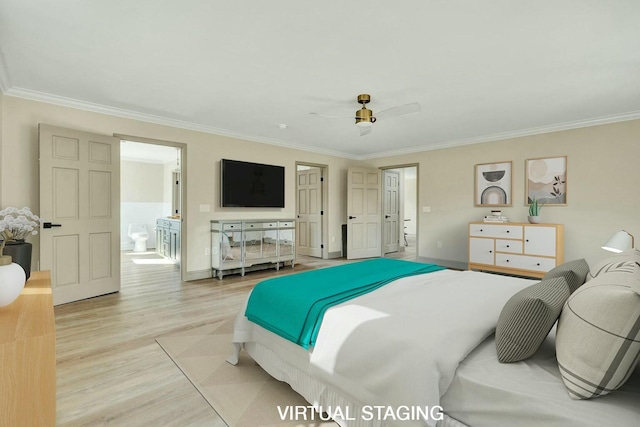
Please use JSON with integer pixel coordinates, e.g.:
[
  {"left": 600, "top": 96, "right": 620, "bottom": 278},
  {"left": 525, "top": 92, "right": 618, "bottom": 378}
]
[{"left": 55, "top": 250, "right": 416, "bottom": 426}]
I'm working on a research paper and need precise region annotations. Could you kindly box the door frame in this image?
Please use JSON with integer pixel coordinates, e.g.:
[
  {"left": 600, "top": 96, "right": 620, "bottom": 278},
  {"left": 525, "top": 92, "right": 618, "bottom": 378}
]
[
  {"left": 380, "top": 163, "right": 419, "bottom": 256},
  {"left": 295, "top": 161, "right": 328, "bottom": 259},
  {"left": 115, "top": 134, "right": 188, "bottom": 282}
]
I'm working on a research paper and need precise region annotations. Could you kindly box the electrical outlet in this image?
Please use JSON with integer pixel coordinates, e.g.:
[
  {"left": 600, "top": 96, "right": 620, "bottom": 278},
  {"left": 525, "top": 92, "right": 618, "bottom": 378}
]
[{"left": 205, "top": 247, "right": 210, "bottom": 256}]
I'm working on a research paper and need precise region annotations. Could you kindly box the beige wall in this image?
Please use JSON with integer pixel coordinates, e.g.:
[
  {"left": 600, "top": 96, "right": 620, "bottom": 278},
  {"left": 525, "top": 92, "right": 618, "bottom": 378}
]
[
  {"left": 121, "top": 160, "right": 165, "bottom": 203},
  {"left": 1, "top": 94, "right": 637, "bottom": 277},
  {"left": 0, "top": 96, "right": 357, "bottom": 276},
  {"left": 367, "top": 119, "right": 640, "bottom": 266}
]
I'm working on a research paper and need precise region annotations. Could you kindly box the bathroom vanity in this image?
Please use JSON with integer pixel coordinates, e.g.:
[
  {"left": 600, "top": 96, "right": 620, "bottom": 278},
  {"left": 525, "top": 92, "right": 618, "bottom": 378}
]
[{"left": 156, "top": 218, "right": 181, "bottom": 263}]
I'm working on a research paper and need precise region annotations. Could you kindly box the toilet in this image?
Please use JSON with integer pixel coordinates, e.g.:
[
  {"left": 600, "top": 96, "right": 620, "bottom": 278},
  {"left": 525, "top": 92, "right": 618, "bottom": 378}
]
[{"left": 128, "top": 223, "right": 149, "bottom": 252}]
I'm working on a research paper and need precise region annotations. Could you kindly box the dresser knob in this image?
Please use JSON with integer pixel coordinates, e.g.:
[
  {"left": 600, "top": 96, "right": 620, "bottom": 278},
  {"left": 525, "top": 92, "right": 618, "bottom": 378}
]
[
  {"left": 506, "top": 259, "right": 510, "bottom": 262},
  {"left": 489, "top": 250, "right": 493, "bottom": 253},
  {"left": 506, "top": 230, "right": 510, "bottom": 233},
  {"left": 506, "top": 245, "right": 510, "bottom": 248},
  {"left": 537, "top": 263, "right": 541, "bottom": 266}
]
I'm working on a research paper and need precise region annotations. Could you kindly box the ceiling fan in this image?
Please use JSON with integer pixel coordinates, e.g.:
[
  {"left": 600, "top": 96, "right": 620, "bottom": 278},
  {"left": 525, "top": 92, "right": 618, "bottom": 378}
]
[{"left": 310, "top": 94, "right": 421, "bottom": 136}]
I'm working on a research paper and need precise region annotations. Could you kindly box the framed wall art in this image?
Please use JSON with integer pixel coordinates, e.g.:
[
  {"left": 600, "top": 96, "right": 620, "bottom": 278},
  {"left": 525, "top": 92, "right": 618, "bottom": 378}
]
[
  {"left": 475, "top": 161, "right": 512, "bottom": 206},
  {"left": 525, "top": 156, "right": 567, "bottom": 205}
]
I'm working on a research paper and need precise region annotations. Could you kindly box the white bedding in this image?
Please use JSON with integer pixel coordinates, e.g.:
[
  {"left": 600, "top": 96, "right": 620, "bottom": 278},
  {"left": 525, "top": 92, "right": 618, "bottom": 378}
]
[
  {"left": 231, "top": 269, "right": 534, "bottom": 426},
  {"left": 441, "top": 327, "right": 640, "bottom": 426}
]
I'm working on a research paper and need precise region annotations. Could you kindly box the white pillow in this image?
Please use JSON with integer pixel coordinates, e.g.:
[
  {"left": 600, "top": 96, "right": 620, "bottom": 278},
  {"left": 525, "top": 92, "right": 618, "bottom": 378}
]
[{"left": 556, "top": 264, "right": 640, "bottom": 399}]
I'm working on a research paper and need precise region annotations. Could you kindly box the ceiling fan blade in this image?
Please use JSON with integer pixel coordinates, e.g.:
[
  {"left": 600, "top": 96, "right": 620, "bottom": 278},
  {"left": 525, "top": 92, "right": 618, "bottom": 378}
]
[
  {"left": 310, "top": 112, "right": 353, "bottom": 119},
  {"left": 359, "top": 126, "right": 372, "bottom": 136},
  {"left": 375, "top": 102, "right": 421, "bottom": 120}
]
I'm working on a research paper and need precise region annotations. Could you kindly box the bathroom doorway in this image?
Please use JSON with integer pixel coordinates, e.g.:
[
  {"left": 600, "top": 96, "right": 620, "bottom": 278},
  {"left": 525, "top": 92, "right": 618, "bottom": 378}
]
[
  {"left": 119, "top": 138, "right": 185, "bottom": 278},
  {"left": 381, "top": 165, "right": 418, "bottom": 257}
]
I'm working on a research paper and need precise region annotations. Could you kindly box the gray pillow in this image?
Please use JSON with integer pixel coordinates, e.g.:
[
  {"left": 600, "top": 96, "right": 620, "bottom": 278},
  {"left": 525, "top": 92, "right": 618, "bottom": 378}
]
[
  {"left": 543, "top": 258, "right": 589, "bottom": 293},
  {"left": 495, "top": 276, "right": 570, "bottom": 363},
  {"left": 556, "top": 265, "right": 640, "bottom": 400}
]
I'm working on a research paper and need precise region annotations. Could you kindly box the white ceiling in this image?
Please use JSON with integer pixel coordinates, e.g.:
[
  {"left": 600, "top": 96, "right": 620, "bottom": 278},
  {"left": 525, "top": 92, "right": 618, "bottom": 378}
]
[{"left": 1, "top": 1, "right": 639, "bottom": 159}]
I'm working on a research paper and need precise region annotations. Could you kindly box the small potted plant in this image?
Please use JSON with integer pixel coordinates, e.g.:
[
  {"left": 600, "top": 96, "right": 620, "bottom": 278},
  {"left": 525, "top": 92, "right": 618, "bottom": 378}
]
[{"left": 528, "top": 197, "right": 543, "bottom": 224}]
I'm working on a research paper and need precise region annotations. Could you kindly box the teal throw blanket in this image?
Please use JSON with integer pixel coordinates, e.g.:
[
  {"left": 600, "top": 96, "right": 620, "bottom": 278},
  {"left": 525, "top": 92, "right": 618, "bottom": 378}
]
[{"left": 245, "top": 258, "right": 445, "bottom": 348}]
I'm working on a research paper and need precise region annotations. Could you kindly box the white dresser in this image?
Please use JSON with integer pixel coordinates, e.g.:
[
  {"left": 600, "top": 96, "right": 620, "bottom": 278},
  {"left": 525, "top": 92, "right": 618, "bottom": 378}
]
[
  {"left": 468, "top": 222, "right": 564, "bottom": 278},
  {"left": 210, "top": 219, "right": 295, "bottom": 279}
]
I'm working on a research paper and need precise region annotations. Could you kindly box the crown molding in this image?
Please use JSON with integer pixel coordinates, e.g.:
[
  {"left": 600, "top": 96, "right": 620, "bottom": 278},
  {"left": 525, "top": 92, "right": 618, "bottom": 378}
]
[
  {"left": 4, "top": 86, "right": 639, "bottom": 162},
  {"left": 359, "top": 110, "right": 640, "bottom": 160},
  {"left": 4, "top": 87, "right": 357, "bottom": 159}
]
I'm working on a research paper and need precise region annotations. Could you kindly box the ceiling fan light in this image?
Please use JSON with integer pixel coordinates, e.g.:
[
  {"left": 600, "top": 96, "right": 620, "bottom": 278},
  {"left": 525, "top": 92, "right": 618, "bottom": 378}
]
[{"left": 355, "top": 106, "right": 376, "bottom": 126}]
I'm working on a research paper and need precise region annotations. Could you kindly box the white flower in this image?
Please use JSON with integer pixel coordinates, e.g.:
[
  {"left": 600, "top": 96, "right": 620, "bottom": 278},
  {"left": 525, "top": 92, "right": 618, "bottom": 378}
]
[{"left": 0, "top": 207, "right": 43, "bottom": 242}]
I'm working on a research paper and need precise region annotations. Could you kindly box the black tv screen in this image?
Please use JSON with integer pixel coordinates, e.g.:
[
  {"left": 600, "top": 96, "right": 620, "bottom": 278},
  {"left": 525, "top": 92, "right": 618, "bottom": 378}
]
[{"left": 220, "top": 159, "right": 285, "bottom": 207}]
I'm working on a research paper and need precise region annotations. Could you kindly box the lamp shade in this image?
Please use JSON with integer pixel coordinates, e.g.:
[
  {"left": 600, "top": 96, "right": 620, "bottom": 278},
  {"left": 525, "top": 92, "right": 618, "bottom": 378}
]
[{"left": 601, "top": 230, "right": 634, "bottom": 253}]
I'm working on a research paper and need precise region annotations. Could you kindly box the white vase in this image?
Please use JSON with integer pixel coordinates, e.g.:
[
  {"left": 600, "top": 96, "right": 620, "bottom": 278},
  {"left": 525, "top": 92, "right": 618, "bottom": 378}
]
[
  {"left": 0, "top": 262, "right": 27, "bottom": 307},
  {"left": 528, "top": 215, "right": 541, "bottom": 224}
]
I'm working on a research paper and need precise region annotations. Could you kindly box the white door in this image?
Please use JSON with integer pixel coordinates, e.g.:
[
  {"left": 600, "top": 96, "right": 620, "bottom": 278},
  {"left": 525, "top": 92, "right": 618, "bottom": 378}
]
[
  {"left": 383, "top": 170, "right": 400, "bottom": 254},
  {"left": 296, "top": 167, "right": 323, "bottom": 257},
  {"left": 39, "top": 124, "right": 121, "bottom": 306},
  {"left": 347, "top": 167, "right": 382, "bottom": 259}
]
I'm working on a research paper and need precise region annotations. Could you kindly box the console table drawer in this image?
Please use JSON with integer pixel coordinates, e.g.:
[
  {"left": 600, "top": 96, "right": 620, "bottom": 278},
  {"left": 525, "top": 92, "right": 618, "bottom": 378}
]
[{"left": 222, "top": 223, "right": 242, "bottom": 231}]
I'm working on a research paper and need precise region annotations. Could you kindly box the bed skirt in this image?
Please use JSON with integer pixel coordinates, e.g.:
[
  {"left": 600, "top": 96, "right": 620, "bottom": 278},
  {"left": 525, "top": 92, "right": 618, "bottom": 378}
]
[{"left": 244, "top": 341, "right": 465, "bottom": 427}]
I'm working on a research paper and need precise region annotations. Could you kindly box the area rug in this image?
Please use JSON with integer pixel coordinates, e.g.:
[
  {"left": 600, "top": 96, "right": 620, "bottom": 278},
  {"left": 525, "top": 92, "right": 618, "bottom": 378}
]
[{"left": 156, "top": 316, "right": 336, "bottom": 427}]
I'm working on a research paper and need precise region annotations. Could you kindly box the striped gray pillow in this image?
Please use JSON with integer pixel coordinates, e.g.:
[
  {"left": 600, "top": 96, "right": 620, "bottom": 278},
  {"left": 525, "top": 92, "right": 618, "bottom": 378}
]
[
  {"left": 543, "top": 259, "right": 590, "bottom": 293},
  {"left": 556, "top": 265, "right": 640, "bottom": 399},
  {"left": 495, "top": 276, "right": 570, "bottom": 363}
]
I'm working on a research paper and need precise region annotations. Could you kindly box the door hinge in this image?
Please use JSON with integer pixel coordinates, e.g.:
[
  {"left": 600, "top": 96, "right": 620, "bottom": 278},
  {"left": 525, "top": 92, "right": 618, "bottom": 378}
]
[
  {"left": 321, "top": 244, "right": 324, "bottom": 249},
  {"left": 321, "top": 210, "right": 324, "bottom": 215},
  {"left": 320, "top": 177, "right": 324, "bottom": 182}
]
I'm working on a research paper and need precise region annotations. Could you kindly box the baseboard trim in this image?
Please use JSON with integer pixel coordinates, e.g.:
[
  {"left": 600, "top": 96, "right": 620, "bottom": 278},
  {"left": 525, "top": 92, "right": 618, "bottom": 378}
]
[
  {"left": 186, "top": 269, "right": 213, "bottom": 281},
  {"left": 328, "top": 251, "right": 343, "bottom": 259}
]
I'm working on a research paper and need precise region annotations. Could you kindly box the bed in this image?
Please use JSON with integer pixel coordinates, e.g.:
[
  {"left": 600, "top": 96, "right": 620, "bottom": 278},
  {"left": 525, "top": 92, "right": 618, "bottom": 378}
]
[{"left": 228, "top": 255, "right": 640, "bottom": 426}]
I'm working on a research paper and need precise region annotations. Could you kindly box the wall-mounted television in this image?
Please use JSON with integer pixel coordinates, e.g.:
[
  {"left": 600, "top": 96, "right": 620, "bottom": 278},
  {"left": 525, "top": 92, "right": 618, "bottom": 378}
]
[{"left": 220, "top": 159, "right": 285, "bottom": 208}]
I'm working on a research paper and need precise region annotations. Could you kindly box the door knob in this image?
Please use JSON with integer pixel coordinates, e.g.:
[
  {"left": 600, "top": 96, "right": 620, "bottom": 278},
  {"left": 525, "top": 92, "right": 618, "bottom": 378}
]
[
  {"left": 348, "top": 216, "right": 356, "bottom": 219},
  {"left": 385, "top": 215, "right": 391, "bottom": 218},
  {"left": 43, "top": 222, "right": 62, "bottom": 229}
]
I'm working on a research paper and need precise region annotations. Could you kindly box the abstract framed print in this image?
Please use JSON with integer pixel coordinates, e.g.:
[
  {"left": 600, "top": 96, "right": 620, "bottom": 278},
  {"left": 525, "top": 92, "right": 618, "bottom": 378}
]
[
  {"left": 475, "top": 161, "right": 512, "bottom": 207},
  {"left": 526, "top": 156, "right": 567, "bottom": 206}
]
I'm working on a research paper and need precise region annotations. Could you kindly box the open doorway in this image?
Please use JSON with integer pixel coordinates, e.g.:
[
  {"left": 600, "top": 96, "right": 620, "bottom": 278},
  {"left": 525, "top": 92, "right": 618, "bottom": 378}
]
[
  {"left": 382, "top": 165, "right": 418, "bottom": 257},
  {"left": 120, "top": 139, "right": 184, "bottom": 276},
  {"left": 295, "top": 162, "right": 328, "bottom": 259}
]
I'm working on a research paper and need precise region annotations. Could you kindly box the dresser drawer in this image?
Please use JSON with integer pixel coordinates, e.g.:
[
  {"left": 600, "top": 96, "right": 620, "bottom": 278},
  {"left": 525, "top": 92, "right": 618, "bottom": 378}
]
[
  {"left": 469, "top": 224, "right": 522, "bottom": 239},
  {"left": 279, "top": 221, "right": 294, "bottom": 228},
  {"left": 495, "top": 239, "right": 522, "bottom": 254},
  {"left": 495, "top": 253, "right": 556, "bottom": 273}
]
